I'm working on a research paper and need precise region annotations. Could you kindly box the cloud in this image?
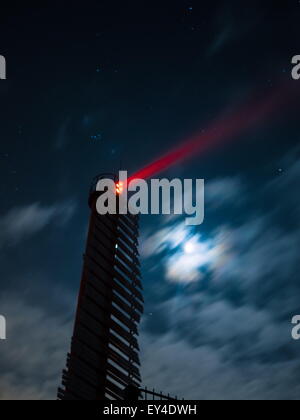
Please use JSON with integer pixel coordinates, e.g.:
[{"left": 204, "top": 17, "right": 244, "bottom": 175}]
[
  {"left": 164, "top": 233, "right": 225, "bottom": 284},
  {"left": 140, "top": 176, "right": 242, "bottom": 283},
  {"left": 207, "top": 4, "right": 264, "bottom": 58},
  {"left": 208, "top": 24, "right": 234, "bottom": 57},
  {"left": 140, "top": 149, "right": 300, "bottom": 399},
  {"left": 140, "top": 221, "right": 219, "bottom": 283},
  {"left": 140, "top": 329, "right": 300, "bottom": 400},
  {"left": 140, "top": 222, "right": 188, "bottom": 258},
  {"left": 205, "top": 176, "right": 245, "bottom": 209},
  {"left": 141, "top": 176, "right": 243, "bottom": 256},
  {"left": 0, "top": 201, "right": 76, "bottom": 249},
  {"left": 0, "top": 295, "right": 73, "bottom": 400},
  {"left": 140, "top": 285, "right": 298, "bottom": 399},
  {"left": 0, "top": 200, "right": 76, "bottom": 400}
]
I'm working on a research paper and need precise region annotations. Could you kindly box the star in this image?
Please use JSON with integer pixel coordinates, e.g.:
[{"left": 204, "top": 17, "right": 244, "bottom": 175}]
[{"left": 90, "top": 134, "right": 102, "bottom": 141}]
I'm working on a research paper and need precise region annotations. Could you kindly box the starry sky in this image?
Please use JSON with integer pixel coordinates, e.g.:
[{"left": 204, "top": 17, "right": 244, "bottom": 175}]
[{"left": 0, "top": 0, "right": 300, "bottom": 400}]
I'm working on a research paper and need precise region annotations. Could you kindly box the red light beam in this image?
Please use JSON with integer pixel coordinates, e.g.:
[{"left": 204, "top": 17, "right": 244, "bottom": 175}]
[{"left": 128, "top": 84, "right": 295, "bottom": 183}]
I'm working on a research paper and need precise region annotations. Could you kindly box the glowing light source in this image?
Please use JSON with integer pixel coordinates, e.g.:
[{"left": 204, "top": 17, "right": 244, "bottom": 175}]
[
  {"left": 184, "top": 241, "right": 195, "bottom": 254},
  {"left": 115, "top": 182, "right": 124, "bottom": 195}
]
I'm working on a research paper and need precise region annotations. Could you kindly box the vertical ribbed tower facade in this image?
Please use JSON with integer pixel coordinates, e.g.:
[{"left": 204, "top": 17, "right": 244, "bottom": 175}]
[{"left": 58, "top": 174, "right": 144, "bottom": 400}]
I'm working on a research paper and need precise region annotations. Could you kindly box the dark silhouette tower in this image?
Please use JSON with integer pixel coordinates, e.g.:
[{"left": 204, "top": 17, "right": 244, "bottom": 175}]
[{"left": 58, "top": 174, "right": 144, "bottom": 400}]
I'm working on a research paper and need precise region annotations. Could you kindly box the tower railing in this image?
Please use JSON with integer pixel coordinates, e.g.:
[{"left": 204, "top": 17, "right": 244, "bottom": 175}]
[{"left": 139, "top": 387, "right": 183, "bottom": 401}]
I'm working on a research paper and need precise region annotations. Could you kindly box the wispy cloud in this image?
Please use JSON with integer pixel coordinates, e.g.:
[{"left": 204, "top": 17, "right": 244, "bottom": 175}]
[
  {"left": 205, "top": 176, "right": 245, "bottom": 209},
  {"left": 0, "top": 295, "right": 73, "bottom": 400},
  {"left": 140, "top": 324, "right": 299, "bottom": 400},
  {"left": 0, "top": 201, "right": 76, "bottom": 249},
  {"left": 207, "top": 5, "right": 264, "bottom": 58}
]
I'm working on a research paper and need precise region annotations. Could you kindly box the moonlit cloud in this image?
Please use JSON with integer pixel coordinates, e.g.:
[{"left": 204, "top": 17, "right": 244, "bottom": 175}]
[
  {"left": 140, "top": 175, "right": 242, "bottom": 284},
  {"left": 141, "top": 220, "right": 230, "bottom": 284},
  {"left": 165, "top": 232, "right": 225, "bottom": 283}
]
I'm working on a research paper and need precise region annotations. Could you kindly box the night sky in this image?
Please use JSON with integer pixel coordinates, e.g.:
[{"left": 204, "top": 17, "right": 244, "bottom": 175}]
[{"left": 0, "top": 1, "right": 300, "bottom": 400}]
